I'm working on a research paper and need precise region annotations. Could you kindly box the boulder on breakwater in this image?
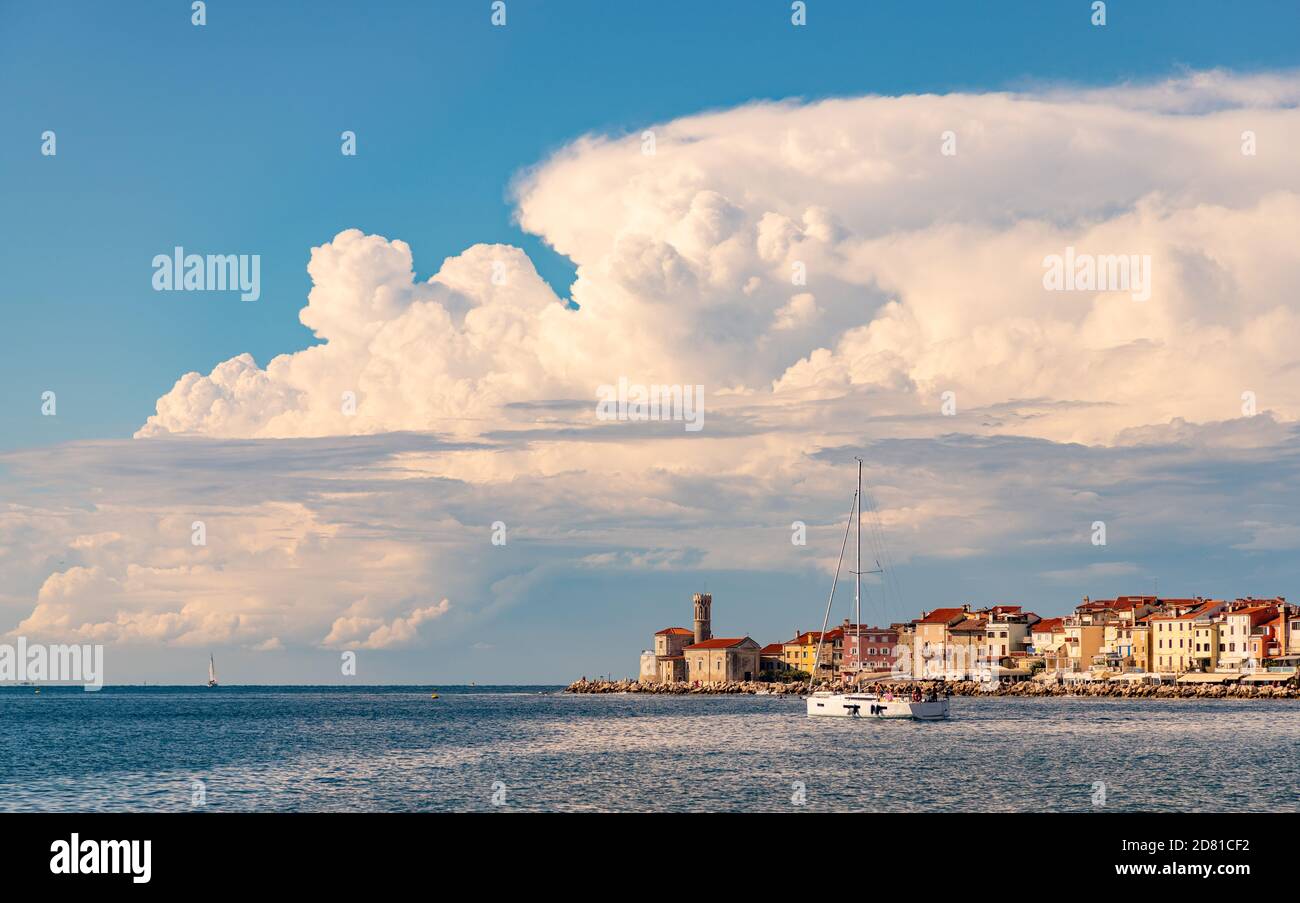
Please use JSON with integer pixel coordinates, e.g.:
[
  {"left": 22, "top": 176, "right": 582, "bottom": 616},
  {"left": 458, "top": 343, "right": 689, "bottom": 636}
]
[{"left": 564, "top": 676, "right": 1298, "bottom": 699}]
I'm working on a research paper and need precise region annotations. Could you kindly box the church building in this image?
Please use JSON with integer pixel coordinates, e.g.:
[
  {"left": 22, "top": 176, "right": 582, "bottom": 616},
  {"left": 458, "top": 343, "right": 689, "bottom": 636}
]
[{"left": 640, "top": 593, "right": 760, "bottom": 685}]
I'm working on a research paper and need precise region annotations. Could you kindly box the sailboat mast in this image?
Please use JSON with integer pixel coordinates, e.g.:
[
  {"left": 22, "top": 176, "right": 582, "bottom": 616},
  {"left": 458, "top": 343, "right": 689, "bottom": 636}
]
[{"left": 856, "top": 457, "right": 864, "bottom": 680}]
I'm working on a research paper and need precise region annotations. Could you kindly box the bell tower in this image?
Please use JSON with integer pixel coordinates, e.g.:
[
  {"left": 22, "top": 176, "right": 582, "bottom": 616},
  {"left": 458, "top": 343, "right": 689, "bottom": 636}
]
[{"left": 693, "top": 592, "right": 713, "bottom": 644}]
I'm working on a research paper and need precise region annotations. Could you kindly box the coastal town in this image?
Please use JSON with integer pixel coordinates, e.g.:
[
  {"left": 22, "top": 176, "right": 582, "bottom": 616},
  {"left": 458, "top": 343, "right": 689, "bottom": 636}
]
[{"left": 577, "top": 591, "right": 1300, "bottom": 695}]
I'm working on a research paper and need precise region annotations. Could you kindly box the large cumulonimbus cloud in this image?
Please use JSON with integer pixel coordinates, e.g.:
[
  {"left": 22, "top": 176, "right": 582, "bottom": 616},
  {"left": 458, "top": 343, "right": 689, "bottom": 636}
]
[{"left": 139, "top": 69, "right": 1300, "bottom": 446}]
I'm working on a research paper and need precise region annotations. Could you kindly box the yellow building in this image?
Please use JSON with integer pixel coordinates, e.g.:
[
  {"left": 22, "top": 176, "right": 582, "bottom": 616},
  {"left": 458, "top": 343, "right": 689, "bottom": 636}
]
[
  {"left": 782, "top": 630, "right": 840, "bottom": 675},
  {"left": 946, "top": 618, "right": 991, "bottom": 677},
  {"left": 1192, "top": 621, "right": 1220, "bottom": 672},
  {"left": 1149, "top": 614, "right": 1192, "bottom": 672},
  {"left": 910, "top": 607, "right": 969, "bottom": 678},
  {"left": 1150, "top": 601, "right": 1225, "bottom": 673},
  {"left": 1064, "top": 622, "right": 1104, "bottom": 672},
  {"left": 1131, "top": 623, "right": 1151, "bottom": 672}
]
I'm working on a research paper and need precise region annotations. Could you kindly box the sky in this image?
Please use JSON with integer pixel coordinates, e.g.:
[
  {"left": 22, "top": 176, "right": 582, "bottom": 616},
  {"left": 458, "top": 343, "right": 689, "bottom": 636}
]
[{"left": 2, "top": 1, "right": 1299, "bottom": 684}]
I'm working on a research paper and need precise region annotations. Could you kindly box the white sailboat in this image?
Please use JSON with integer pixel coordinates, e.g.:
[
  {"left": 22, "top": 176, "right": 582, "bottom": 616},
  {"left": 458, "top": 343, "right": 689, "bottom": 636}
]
[
  {"left": 207, "top": 654, "right": 218, "bottom": 688},
  {"left": 805, "top": 458, "right": 950, "bottom": 721}
]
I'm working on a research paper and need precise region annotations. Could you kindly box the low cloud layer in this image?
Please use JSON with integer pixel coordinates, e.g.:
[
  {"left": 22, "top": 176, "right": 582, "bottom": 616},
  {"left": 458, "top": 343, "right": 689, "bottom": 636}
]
[{"left": 5, "top": 415, "right": 1300, "bottom": 655}]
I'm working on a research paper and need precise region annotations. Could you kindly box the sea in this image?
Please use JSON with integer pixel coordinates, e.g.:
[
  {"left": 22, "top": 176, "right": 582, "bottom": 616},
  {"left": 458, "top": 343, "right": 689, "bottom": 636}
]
[{"left": 1, "top": 686, "right": 1295, "bottom": 812}]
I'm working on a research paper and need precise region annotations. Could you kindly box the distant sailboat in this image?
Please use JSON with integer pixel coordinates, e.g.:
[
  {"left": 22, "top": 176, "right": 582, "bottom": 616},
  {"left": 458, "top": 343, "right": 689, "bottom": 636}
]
[{"left": 207, "top": 654, "right": 218, "bottom": 688}]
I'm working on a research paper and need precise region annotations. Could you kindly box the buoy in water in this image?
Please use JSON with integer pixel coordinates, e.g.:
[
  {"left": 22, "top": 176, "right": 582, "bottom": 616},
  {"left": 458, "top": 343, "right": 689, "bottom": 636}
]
[{"left": 430, "top": 692, "right": 439, "bottom": 699}]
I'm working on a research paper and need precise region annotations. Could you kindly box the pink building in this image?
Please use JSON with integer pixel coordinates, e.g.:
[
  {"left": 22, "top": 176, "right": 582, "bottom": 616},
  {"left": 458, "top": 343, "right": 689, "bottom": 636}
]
[{"left": 841, "top": 623, "right": 898, "bottom": 676}]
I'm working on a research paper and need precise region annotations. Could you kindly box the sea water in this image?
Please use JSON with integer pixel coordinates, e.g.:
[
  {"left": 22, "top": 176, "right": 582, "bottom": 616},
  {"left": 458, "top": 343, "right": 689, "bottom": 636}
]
[{"left": 1, "top": 686, "right": 1294, "bottom": 812}]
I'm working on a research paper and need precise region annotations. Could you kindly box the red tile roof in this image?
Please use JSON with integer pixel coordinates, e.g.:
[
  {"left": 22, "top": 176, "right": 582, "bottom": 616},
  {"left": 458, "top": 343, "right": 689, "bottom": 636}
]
[
  {"left": 980, "top": 605, "right": 1023, "bottom": 615},
  {"left": 917, "top": 607, "right": 966, "bottom": 624},
  {"left": 1225, "top": 606, "right": 1278, "bottom": 624},
  {"left": 1152, "top": 602, "right": 1222, "bottom": 621},
  {"left": 1080, "top": 598, "right": 1151, "bottom": 611},
  {"left": 1033, "top": 617, "right": 1065, "bottom": 633},
  {"left": 1157, "top": 599, "right": 1203, "bottom": 611},
  {"left": 760, "top": 643, "right": 785, "bottom": 655},
  {"left": 655, "top": 627, "right": 694, "bottom": 636},
  {"left": 684, "top": 637, "right": 752, "bottom": 650},
  {"left": 786, "top": 631, "right": 826, "bottom": 645}
]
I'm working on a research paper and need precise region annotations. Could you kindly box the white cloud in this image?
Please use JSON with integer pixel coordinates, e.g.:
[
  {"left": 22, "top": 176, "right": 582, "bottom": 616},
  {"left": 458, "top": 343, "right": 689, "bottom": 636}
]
[
  {"left": 9, "top": 71, "right": 1300, "bottom": 658},
  {"left": 323, "top": 598, "right": 451, "bottom": 650},
  {"left": 136, "top": 71, "right": 1300, "bottom": 448}
]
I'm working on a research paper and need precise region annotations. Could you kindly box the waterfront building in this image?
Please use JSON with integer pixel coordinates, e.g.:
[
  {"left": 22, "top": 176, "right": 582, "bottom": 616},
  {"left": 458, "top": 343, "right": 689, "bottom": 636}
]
[
  {"left": 909, "top": 606, "right": 968, "bottom": 678},
  {"left": 684, "top": 637, "right": 761, "bottom": 684},
  {"left": 1075, "top": 596, "right": 1161, "bottom": 671},
  {"left": 1149, "top": 600, "right": 1225, "bottom": 673},
  {"left": 1192, "top": 620, "right": 1221, "bottom": 672},
  {"left": 975, "top": 606, "right": 1039, "bottom": 659},
  {"left": 1246, "top": 612, "right": 1286, "bottom": 667},
  {"left": 901, "top": 605, "right": 1013, "bottom": 680},
  {"left": 639, "top": 650, "right": 658, "bottom": 683},
  {"left": 841, "top": 623, "right": 898, "bottom": 676},
  {"left": 648, "top": 626, "right": 694, "bottom": 683},
  {"left": 1216, "top": 601, "right": 1278, "bottom": 671},
  {"left": 759, "top": 643, "right": 787, "bottom": 676},
  {"left": 781, "top": 630, "right": 835, "bottom": 676},
  {"left": 1150, "top": 612, "right": 1193, "bottom": 673},
  {"left": 1131, "top": 618, "right": 1152, "bottom": 672},
  {"left": 1075, "top": 595, "right": 1160, "bottom": 626},
  {"left": 822, "top": 627, "right": 845, "bottom": 675},
  {"left": 1029, "top": 617, "right": 1064, "bottom": 656},
  {"left": 948, "top": 617, "right": 990, "bottom": 675},
  {"left": 1063, "top": 621, "right": 1105, "bottom": 673},
  {"left": 642, "top": 591, "right": 761, "bottom": 685},
  {"left": 643, "top": 593, "right": 720, "bottom": 684},
  {"left": 891, "top": 625, "right": 916, "bottom": 675}
]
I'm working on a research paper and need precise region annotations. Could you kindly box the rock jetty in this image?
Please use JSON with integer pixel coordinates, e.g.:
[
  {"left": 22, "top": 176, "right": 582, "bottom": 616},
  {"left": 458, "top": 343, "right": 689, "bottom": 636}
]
[{"left": 565, "top": 677, "right": 1298, "bottom": 699}]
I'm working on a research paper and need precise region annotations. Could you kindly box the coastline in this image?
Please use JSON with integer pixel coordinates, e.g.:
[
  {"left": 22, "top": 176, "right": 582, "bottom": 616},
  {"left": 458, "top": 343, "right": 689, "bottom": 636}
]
[{"left": 566, "top": 677, "right": 1300, "bottom": 699}]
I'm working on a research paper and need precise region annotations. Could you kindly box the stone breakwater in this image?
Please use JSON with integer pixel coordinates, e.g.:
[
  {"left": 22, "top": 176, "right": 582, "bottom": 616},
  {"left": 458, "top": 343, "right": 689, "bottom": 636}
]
[{"left": 565, "top": 677, "right": 1299, "bottom": 699}]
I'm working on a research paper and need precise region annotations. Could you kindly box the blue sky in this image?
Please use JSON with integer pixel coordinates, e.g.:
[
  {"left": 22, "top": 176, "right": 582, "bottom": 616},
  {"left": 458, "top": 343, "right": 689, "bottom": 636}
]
[
  {"left": 2, "top": 2, "right": 1300, "bottom": 683},
  {"left": 3, "top": 0, "right": 1297, "bottom": 449}
]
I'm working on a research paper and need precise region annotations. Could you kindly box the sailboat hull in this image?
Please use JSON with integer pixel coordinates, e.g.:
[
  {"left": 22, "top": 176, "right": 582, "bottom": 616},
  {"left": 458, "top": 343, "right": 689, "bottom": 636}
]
[{"left": 805, "top": 692, "right": 950, "bottom": 721}]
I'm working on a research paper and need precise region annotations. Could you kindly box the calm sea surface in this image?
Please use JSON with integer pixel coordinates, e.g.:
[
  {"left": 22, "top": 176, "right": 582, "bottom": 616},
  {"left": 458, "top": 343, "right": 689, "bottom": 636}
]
[{"left": 1, "top": 687, "right": 1295, "bottom": 812}]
